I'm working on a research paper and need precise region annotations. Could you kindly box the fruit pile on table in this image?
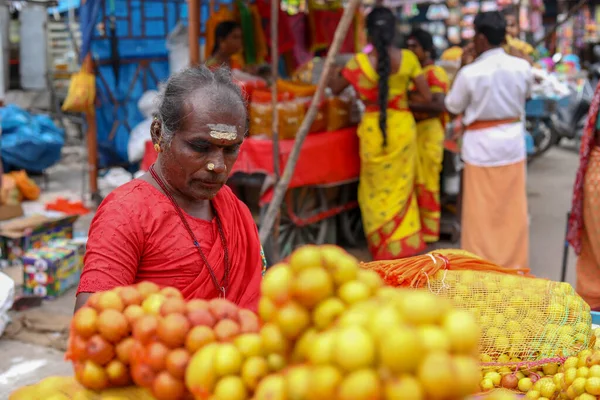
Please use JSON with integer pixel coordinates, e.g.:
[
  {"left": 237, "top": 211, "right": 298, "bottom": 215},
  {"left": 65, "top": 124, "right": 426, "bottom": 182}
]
[{"left": 8, "top": 245, "right": 600, "bottom": 400}]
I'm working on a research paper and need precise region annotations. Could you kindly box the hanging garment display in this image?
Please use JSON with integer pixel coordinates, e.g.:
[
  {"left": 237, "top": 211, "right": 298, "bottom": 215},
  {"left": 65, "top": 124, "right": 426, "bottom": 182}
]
[
  {"left": 256, "top": 0, "right": 295, "bottom": 58},
  {"left": 307, "top": 0, "right": 355, "bottom": 54},
  {"left": 288, "top": 13, "right": 312, "bottom": 67}
]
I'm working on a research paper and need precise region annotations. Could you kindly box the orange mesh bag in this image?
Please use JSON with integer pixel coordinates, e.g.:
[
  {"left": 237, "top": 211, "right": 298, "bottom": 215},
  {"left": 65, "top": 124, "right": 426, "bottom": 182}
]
[
  {"left": 67, "top": 283, "right": 260, "bottom": 400},
  {"left": 361, "top": 249, "right": 593, "bottom": 368},
  {"left": 10, "top": 170, "right": 40, "bottom": 201}
]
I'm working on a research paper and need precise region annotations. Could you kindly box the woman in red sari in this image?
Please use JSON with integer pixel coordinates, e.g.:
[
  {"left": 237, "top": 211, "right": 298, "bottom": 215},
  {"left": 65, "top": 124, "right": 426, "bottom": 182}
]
[
  {"left": 76, "top": 66, "right": 265, "bottom": 311},
  {"left": 205, "top": 21, "right": 245, "bottom": 71},
  {"left": 568, "top": 81, "right": 600, "bottom": 310}
]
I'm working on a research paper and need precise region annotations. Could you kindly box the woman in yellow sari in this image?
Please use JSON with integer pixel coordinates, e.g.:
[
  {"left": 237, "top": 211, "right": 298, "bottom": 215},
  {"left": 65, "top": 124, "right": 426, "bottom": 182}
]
[
  {"left": 330, "top": 6, "right": 432, "bottom": 260},
  {"left": 407, "top": 28, "right": 450, "bottom": 243}
]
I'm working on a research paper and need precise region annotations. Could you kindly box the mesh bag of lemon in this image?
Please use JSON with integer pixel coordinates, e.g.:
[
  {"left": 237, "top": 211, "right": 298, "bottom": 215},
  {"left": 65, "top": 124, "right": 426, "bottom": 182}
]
[{"left": 361, "top": 249, "right": 593, "bottom": 367}]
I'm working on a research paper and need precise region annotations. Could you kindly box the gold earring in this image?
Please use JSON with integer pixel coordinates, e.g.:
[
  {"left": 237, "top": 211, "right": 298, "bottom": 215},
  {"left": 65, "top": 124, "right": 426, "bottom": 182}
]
[
  {"left": 154, "top": 143, "right": 161, "bottom": 153},
  {"left": 207, "top": 162, "right": 215, "bottom": 171}
]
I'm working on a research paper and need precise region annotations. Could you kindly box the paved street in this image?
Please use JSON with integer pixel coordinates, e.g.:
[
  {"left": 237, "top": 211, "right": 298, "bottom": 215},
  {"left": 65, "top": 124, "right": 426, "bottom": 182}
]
[{"left": 0, "top": 144, "right": 583, "bottom": 397}]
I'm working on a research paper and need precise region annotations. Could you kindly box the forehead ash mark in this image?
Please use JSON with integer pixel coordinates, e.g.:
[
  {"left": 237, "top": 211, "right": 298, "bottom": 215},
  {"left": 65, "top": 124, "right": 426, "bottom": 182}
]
[{"left": 207, "top": 123, "right": 238, "bottom": 141}]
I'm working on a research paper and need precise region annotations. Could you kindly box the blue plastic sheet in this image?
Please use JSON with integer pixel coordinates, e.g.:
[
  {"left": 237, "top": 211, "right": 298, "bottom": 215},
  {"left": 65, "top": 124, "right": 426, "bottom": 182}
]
[{"left": 0, "top": 105, "right": 65, "bottom": 172}]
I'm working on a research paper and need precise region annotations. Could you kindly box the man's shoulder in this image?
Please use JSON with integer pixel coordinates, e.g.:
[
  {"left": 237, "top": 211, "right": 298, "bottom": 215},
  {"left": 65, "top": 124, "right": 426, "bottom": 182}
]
[{"left": 503, "top": 53, "right": 531, "bottom": 70}]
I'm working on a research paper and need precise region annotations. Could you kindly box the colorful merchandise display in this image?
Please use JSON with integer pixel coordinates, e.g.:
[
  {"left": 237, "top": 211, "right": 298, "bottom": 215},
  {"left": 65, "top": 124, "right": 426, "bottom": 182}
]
[{"left": 22, "top": 245, "right": 81, "bottom": 299}]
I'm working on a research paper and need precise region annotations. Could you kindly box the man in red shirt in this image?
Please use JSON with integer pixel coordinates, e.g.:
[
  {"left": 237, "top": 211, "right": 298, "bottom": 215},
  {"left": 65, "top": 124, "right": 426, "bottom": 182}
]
[{"left": 76, "top": 66, "right": 264, "bottom": 312}]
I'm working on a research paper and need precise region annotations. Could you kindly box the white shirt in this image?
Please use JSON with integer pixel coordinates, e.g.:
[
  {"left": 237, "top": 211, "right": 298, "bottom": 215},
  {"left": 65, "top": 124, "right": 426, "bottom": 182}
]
[{"left": 445, "top": 48, "right": 533, "bottom": 167}]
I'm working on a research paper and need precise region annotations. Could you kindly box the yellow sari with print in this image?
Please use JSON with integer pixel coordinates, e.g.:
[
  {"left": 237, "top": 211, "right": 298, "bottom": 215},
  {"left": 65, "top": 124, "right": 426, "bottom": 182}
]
[
  {"left": 342, "top": 50, "right": 426, "bottom": 260},
  {"left": 415, "top": 64, "right": 449, "bottom": 243}
]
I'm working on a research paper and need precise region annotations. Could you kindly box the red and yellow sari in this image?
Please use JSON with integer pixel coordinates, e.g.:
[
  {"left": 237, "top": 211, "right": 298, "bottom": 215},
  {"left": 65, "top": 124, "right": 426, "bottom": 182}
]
[
  {"left": 568, "top": 82, "right": 600, "bottom": 309},
  {"left": 415, "top": 64, "right": 449, "bottom": 243},
  {"left": 342, "top": 50, "right": 426, "bottom": 260}
]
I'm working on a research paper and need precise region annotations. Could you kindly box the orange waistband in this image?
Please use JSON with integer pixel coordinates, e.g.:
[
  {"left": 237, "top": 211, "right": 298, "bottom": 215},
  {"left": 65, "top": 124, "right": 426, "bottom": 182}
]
[
  {"left": 365, "top": 105, "right": 409, "bottom": 113},
  {"left": 466, "top": 118, "right": 520, "bottom": 131}
]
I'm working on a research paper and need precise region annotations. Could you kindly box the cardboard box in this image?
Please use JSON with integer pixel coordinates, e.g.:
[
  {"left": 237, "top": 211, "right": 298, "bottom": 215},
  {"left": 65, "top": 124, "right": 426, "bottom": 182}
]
[
  {"left": 0, "top": 215, "right": 79, "bottom": 268},
  {"left": 22, "top": 246, "right": 80, "bottom": 298},
  {"left": 48, "top": 238, "right": 87, "bottom": 268},
  {"left": 0, "top": 204, "right": 24, "bottom": 221}
]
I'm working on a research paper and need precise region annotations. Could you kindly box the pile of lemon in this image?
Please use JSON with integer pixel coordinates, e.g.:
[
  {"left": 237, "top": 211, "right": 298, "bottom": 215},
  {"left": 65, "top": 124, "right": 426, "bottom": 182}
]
[{"left": 247, "top": 245, "right": 482, "bottom": 400}]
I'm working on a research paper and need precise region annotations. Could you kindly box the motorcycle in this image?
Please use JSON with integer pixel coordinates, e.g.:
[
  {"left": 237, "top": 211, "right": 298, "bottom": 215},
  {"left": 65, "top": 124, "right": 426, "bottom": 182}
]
[{"left": 550, "top": 61, "right": 600, "bottom": 145}]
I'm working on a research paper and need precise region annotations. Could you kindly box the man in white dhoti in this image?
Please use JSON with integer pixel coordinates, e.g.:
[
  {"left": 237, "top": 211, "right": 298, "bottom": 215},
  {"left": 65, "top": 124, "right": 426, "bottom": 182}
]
[{"left": 445, "top": 11, "right": 533, "bottom": 269}]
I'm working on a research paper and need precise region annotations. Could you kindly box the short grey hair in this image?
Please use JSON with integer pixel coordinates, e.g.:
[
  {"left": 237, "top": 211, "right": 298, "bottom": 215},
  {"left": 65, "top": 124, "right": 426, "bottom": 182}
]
[{"left": 156, "top": 65, "right": 246, "bottom": 146}]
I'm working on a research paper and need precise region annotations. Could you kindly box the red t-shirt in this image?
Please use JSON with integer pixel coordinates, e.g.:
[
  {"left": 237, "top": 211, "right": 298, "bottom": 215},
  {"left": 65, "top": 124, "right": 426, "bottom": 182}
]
[{"left": 78, "top": 180, "right": 263, "bottom": 310}]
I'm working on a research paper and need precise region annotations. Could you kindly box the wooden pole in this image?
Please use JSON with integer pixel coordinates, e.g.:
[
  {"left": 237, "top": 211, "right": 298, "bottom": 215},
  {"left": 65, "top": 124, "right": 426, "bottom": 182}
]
[
  {"left": 270, "top": 0, "right": 281, "bottom": 261},
  {"left": 533, "top": 0, "right": 587, "bottom": 49},
  {"left": 258, "top": 0, "right": 361, "bottom": 244},
  {"left": 189, "top": 0, "right": 200, "bottom": 65},
  {"left": 82, "top": 54, "right": 99, "bottom": 198}
]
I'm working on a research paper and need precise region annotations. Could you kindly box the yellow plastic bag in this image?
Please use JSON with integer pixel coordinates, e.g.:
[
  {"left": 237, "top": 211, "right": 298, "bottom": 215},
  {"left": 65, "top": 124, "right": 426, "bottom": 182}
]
[{"left": 62, "top": 70, "right": 96, "bottom": 113}]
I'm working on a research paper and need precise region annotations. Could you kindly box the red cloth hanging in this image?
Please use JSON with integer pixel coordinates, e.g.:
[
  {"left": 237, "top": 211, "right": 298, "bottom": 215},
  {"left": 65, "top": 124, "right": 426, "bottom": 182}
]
[
  {"left": 255, "top": 0, "right": 295, "bottom": 59},
  {"left": 307, "top": 8, "right": 355, "bottom": 54}
]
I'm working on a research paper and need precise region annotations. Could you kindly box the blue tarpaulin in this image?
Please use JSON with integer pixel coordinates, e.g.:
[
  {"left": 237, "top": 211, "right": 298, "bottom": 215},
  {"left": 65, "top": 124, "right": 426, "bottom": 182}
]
[
  {"left": 79, "top": 0, "right": 229, "bottom": 165},
  {"left": 0, "top": 105, "right": 65, "bottom": 172}
]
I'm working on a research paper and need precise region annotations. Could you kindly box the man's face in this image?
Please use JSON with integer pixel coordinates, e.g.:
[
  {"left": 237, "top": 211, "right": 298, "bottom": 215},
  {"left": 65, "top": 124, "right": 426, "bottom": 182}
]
[{"left": 505, "top": 15, "right": 518, "bottom": 38}]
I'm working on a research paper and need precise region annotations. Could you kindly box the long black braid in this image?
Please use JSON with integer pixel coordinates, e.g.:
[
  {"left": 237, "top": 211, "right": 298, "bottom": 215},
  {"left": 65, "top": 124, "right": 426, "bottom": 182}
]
[{"left": 366, "top": 7, "right": 396, "bottom": 148}]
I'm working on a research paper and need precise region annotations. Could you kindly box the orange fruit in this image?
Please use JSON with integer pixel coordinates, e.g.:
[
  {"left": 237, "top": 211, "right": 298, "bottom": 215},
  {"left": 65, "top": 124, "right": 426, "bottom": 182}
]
[
  {"left": 119, "top": 286, "right": 143, "bottom": 306},
  {"left": 133, "top": 315, "right": 159, "bottom": 344},
  {"left": 146, "top": 341, "right": 170, "bottom": 372},
  {"left": 209, "top": 299, "right": 240, "bottom": 321},
  {"left": 137, "top": 281, "right": 160, "bottom": 298},
  {"left": 187, "top": 299, "right": 210, "bottom": 313},
  {"left": 68, "top": 334, "right": 88, "bottom": 362},
  {"left": 160, "top": 297, "right": 187, "bottom": 316},
  {"left": 97, "top": 309, "right": 129, "bottom": 343},
  {"left": 86, "top": 334, "right": 116, "bottom": 366},
  {"left": 115, "top": 337, "right": 136, "bottom": 365},
  {"left": 214, "top": 319, "right": 241, "bottom": 342},
  {"left": 157, "top": 313, "right": 191, "bottom": 348},
  {"left": 131, "top": 362, "right": 156, "bottom": 388},
  {"left": 238, "top": 309, "right": 260, "bottom": 333},
  {"left": 73, "top": 307, "right": 98, "bottom": 338},
  {"left": 186, "top": 326, "right": 217, "bottom": 353},
  {"left": 79, "top": 360, "right": 109, "bottom": 391},
  {"left": 152, "top": 371, "right": 186, "bottom": 400},
  {"left": 166, "top": 348, "right": 191, "bottom": 379},
  {"left": 123, "top": 304, "right": 145, "bottom": 325},
  {"left": 187, "top": 308, "right": 217, "bottom": 328},
  {"left": 105, "top": 359, "right": 131, "bottom": 386},
  {"left": 160, "top": 287, "right": 184, "bottom": 299},
  {"left": 97, "top": 291, "right": 125, "bottom": 312},
  {"left": 86, "top": 292, "right": 102, "bottom": 311}
]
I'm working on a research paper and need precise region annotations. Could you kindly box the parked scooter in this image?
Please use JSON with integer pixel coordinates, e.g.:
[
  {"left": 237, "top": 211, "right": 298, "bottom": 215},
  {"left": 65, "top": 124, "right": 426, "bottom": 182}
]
[
  {"left": 551, "top": 52, "right": 600, "bottom": 144},
  {"left": 551, "top": 78, "right": 595, "bottom": 144}
]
